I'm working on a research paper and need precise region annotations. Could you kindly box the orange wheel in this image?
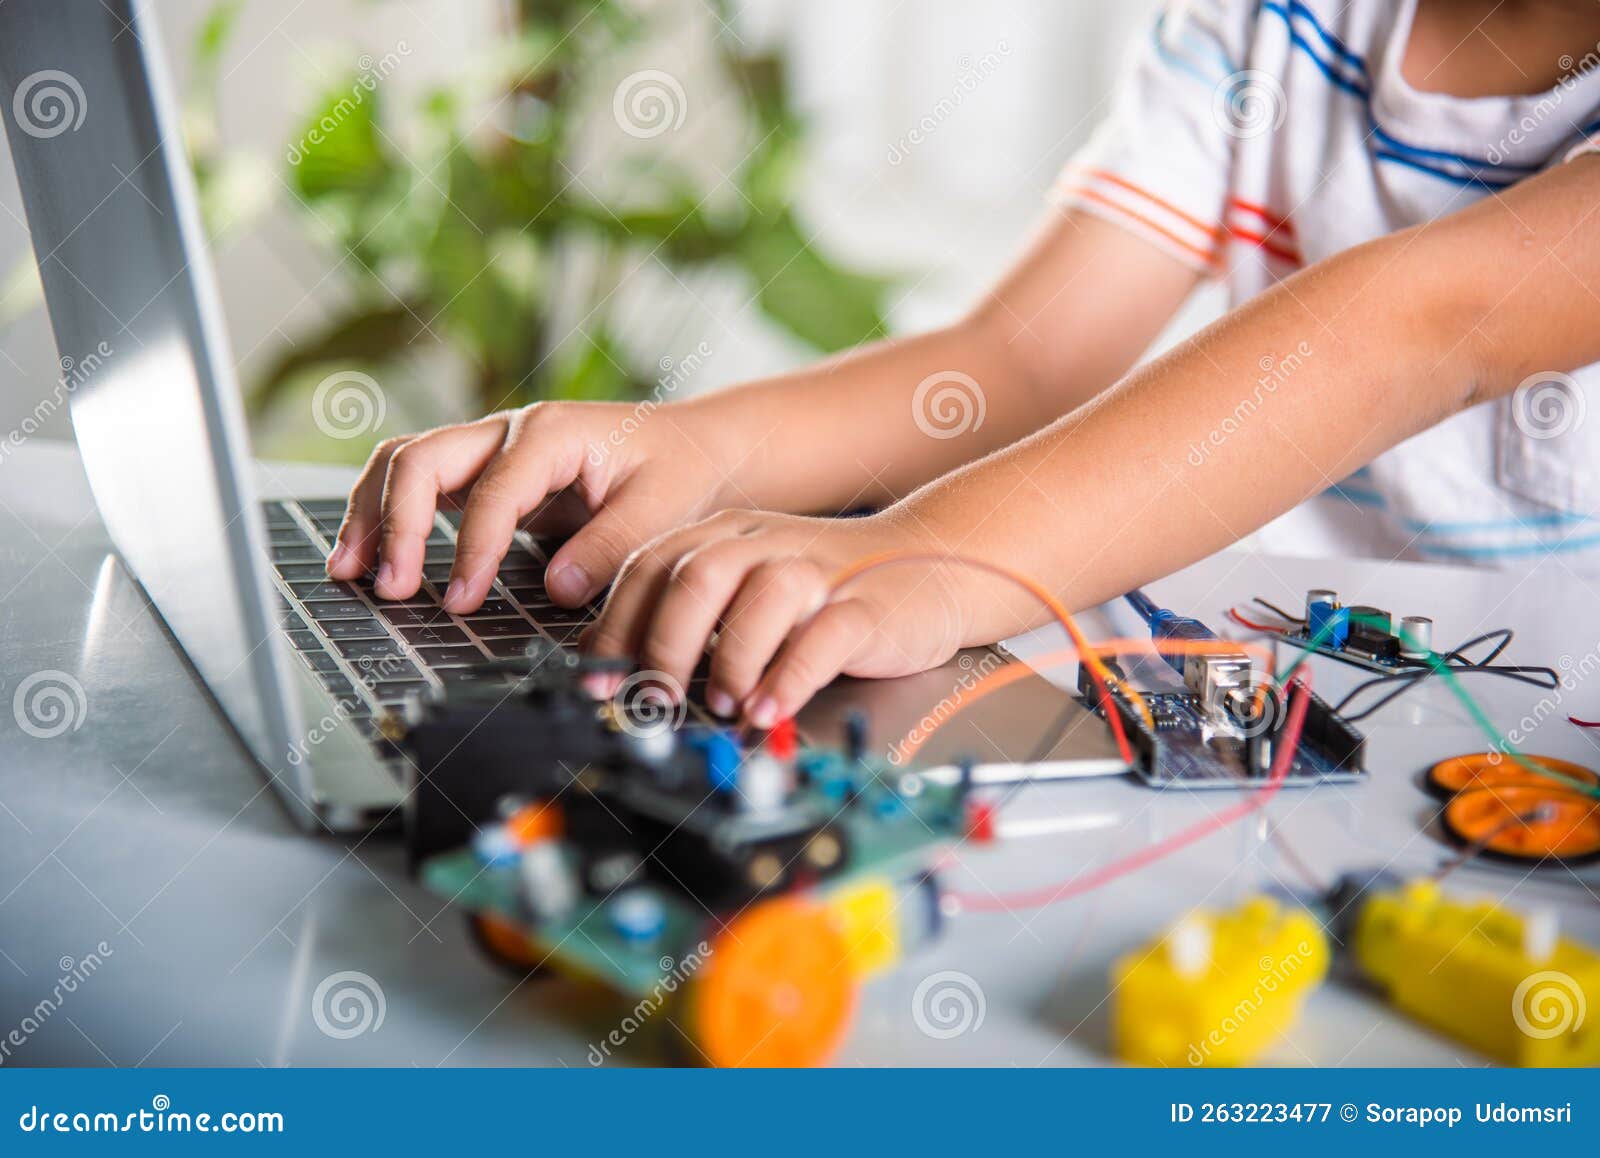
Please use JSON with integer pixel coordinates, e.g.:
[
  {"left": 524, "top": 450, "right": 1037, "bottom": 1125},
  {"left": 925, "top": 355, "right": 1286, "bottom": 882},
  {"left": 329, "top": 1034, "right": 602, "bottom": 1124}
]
[
  {"left": 466, "top": 912, "right": 549, "bottom": 977},
  {"left": 1427, "top": 752, "right": 1599, "bottom": 798},
  {"left": 687, "top": 896, "right": 856, "bottom": 1068},
  {"left": 1442, "top": 785, "right": 1600, "bottom": 864}
]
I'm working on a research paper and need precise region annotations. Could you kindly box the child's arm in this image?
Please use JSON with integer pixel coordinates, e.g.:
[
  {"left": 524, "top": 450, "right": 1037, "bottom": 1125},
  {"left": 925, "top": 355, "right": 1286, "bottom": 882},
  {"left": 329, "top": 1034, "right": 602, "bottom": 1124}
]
[
  {"left": 588, "top": 156, "right": 1600, "bottom": 725},
  {"left": 331, "top": 213, "right": 1198, "bottom": 610}
]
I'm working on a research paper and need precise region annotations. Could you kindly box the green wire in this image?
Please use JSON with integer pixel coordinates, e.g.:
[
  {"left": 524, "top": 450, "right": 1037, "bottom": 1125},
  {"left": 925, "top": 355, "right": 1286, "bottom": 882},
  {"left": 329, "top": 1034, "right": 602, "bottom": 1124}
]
[{"left": 1272, "top": 609, "right": 1600, "bottom": 799}]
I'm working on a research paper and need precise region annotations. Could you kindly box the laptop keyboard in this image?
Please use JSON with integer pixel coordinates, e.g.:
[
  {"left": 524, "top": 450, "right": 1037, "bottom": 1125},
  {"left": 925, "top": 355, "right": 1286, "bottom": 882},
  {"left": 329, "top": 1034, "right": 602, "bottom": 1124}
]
[{"left": 261, "top": 498, "right": 602, "bottom": 748}]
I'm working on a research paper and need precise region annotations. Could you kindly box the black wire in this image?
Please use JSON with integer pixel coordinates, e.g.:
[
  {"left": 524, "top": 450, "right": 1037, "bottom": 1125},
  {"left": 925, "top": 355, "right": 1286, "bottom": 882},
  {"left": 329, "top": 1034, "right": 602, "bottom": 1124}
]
[
  {"left": 1252, "top": 596, "right": 1304, "bottom": 624},
  {"left": 1333, "top": 625, "right": 1560, "bottom": 722}
]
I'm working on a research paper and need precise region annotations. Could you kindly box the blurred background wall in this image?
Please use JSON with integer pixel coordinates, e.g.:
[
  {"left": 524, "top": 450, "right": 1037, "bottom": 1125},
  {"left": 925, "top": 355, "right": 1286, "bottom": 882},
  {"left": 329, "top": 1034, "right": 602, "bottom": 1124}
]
[{"left": 0, "top": 0, "right": 1185, "bottom": 459}]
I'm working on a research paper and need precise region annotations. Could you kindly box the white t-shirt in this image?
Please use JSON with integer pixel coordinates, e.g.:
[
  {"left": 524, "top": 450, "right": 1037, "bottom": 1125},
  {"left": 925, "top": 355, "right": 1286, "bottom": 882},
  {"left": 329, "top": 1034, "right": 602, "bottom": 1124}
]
[{"left": 1053, "top": 0, "right": 1600, "bottom": 568}]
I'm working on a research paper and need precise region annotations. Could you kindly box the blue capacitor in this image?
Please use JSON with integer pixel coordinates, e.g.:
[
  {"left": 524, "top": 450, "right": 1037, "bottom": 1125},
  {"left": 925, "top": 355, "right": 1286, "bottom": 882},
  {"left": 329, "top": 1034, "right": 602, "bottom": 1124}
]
[
  {"left": 471, "top": 824, "right": 520, "bottom": 868},
  {"left": 1307, "top": 596, "right": 1349, "bottom": 649},
  {"left": 703, "top": 730, "right": 741, "bottom": 794},
  {"left": 608, "top": 890, "right": 667, "bottom": 943}
]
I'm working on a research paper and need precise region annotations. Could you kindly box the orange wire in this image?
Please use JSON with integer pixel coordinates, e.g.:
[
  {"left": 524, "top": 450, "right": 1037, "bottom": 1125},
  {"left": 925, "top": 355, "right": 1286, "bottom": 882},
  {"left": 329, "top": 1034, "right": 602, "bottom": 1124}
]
[
  {"left": 829, "top": 552, "right": 1154, "bottom": 763},
  {"left": 890, "top": 637, "right": 1276, "bottom": 765}
]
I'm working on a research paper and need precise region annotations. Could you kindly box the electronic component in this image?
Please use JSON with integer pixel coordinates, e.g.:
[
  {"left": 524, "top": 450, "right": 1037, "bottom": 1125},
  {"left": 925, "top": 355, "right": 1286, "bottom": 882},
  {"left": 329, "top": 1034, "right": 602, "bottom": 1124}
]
[
  {"left": 1111, "top": 896, "right": 1328, "bottom": 1067},
  {"left": 1080, "top": 655, "right": 1365, "bottom": 790},
  {"left": 398, "top": 642, "right": 973, "bottom": 1067},
  {"left": 1442, "top": 786, "right": 1600, "bottom": 865},
  {"left": 1350, "top": 879, "right": 1600, "bottom": 1066},
  {"left": 1427, "top": 752, "right": 1600, "bottom": 799}
]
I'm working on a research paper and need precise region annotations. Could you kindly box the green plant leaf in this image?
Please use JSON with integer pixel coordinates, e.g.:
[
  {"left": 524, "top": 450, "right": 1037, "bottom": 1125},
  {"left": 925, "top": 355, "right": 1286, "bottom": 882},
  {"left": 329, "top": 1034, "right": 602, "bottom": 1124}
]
[{"left": 737, "top": 211, "right": 889, "bottom": 352}]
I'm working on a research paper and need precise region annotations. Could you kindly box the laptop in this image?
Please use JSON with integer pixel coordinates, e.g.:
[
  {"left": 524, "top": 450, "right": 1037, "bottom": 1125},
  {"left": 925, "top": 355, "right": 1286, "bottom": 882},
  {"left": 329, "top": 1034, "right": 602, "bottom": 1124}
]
[{"left": 0, "top": 0, "right": 1120, "bottom": 833}]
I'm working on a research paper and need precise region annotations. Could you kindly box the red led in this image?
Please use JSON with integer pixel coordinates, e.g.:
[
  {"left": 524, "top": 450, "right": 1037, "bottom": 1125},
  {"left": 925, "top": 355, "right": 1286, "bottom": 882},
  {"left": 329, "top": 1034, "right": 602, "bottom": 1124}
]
[{"left": 766, "top": 717, "right": 798, "bottom": 761}]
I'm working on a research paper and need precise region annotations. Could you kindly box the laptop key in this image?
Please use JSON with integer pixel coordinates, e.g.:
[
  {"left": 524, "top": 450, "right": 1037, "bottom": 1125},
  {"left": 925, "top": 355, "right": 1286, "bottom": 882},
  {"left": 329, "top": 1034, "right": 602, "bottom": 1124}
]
[
  {"left": 398, "top": 623, "right": 470, "bottom": 647},
  {"left": 421, "top": 563, "right": 455, "bottom": 583},
  {"left": 290, "top": 580, "right": 357, "bottom": 601},
  {"left": 459, "top": 598, "right": 516, "bottom": 619},
  {"left": 468, "top": 618, "right": 536, "bottom": 639},
  {"left": 483, "top": 636, "right": 540, "bottom": 659},
  {"left": 496, "top": 567, "right": 544, "bottom": 587},
  {"left": 317, "top": 673, "right": 356, "bottom": 696},
  {"left": 300, "top": 650, "right": 340, "bottom": 674},
  {"left": 261, "top": 501, "right": 297, "bottom": 528},
  {"left": 504, "top": 585, "right": 551, "bottom": 607},
  {"left": 287, "top": 629, "right": 322, "bottom": 650},
  {"left": 377, "top": 604, "right": 453, "bottom": 627},
  {"left": 268, "top": 525, "right": 308, "bottom": 544},
  {"left": 303, "top": 600, "right": 373, "bottom": 622},
  {"left": 322, "top": 619, "right": 390, "bottom": 641},
  {"left": 280, "top": 609, "right": 308, "bottom": 632},
  {"left": 275, "top": 562, "right": 337, "bottom": 581},
  {"left": 299, "top": 499, "right": 349, "bottom": 518},
  {"left": 351, "top": 657, "right": 423, "bottom": 684},
  {"left": 370, "top": 680, "right": 428, "bottom": 704},
  {"left": 413, "top": 644, "right": 486, "bottom": 668},
  {"left": 334, "top": 638, "right": 405, "bottom": 660},
  {"left": 270, "top": 544, "right": 323, "bottom": 563}
]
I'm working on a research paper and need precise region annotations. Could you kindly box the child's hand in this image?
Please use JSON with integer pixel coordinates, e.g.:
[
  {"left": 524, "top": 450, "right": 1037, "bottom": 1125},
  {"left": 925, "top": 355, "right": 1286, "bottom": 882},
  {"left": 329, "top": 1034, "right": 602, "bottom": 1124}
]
[
  {"left": 327, "top": 401, "right": 744, "bottom": 611},
  {"left": 583, "top": 511, "right": 974, "bottom": 725}
]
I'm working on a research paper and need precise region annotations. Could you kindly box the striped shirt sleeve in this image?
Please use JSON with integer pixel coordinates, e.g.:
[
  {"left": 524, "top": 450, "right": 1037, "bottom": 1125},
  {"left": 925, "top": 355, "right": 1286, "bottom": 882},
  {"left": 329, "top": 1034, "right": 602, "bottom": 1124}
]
[{"left": 1050, "top": 0, "right": 1257, "bottom": 274}]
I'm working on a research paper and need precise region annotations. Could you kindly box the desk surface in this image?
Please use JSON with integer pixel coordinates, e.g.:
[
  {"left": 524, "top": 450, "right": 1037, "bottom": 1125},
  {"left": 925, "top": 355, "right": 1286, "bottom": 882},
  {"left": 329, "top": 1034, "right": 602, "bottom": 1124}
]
[{"left": 2, "top": 439, "right": 1597, "bottom": 1067}]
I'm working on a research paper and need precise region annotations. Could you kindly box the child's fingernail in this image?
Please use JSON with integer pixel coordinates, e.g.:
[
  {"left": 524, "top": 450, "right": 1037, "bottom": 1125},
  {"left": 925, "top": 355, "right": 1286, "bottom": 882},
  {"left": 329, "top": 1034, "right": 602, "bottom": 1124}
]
[
  {"left": 326, "top": 542, "right": 351, "bottom": 575},
  {"left": 547, "top": 563, "right": 590, "bottom": 605},
  {"left": 442, "top": 579, "right": 467, "bottom": 610},
  {"left": 375, "top": 561, "right": 395, "bottom": 591},
  {"left": 707, "top": 689, "right": 735, "bottom": 718},
  {"left": 746, "top": 696, "right": 778, "bottom": 729}
]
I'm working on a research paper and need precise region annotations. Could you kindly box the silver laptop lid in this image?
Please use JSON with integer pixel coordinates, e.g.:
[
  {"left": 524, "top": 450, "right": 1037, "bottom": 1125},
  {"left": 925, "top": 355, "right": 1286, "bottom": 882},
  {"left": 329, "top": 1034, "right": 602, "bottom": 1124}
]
[{"left": 0, "top": 0, "right": 321, "bottom": 824}]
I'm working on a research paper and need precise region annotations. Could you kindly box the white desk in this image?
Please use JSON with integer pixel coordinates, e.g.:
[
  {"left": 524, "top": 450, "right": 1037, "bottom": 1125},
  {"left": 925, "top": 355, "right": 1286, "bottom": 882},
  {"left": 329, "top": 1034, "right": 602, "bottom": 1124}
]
[{"left": 2, "top": 439, "right": 1596, "bottom": 1066}]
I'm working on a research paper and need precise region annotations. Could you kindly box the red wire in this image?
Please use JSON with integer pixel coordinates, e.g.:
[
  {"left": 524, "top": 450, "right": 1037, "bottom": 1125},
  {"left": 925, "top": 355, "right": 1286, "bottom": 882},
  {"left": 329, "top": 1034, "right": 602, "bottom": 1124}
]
[
  {"left": 1569, "top": 716, "right": 1600, "bottom": 728},
  {"left": 947, "top": 673, "right": 1313, "bottom": 913},
  {"left": 1227, "top": 607, "right": 1287, "bottom": 633}
]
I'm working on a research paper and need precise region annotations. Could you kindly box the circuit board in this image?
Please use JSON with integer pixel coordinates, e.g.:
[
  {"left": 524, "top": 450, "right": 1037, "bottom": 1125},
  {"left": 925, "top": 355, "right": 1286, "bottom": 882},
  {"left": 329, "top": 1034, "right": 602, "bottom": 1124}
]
[
  {"left": 418, "top": 744, "right": 964, "bottom": 996},
  {"left": 1079, "top": 679, "right": 1366, "bottom": 791},
  {"left": 1260, "top": 625, "right": 1424, "bottom": 675}
]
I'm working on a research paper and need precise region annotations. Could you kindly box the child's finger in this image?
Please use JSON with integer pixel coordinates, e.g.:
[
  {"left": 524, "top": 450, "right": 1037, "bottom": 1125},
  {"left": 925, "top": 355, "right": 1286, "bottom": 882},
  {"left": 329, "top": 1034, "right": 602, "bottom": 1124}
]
[
  {"left": 544, "top": 484, "right": 678, "bottom": 608},
  {"left": 328, "top": 437, "right": 406, "bottom": 578},
  {"left": 636, "top": 539, "right": 763, "bottom": 693},
  {"left": 446, "top": 416, "right": 585, "bottom": 612},
  {"left": 585, "top": 513, "right": 751, "bottom": 662},
  {"left": 743, "top": 598, "right": 874, "bottom": 728},
  {"left": 374, "top": 422, "right": 508, "bottom": 600},
  {"left": 707, "top": 559, "right": 829, "bottom": 717}
]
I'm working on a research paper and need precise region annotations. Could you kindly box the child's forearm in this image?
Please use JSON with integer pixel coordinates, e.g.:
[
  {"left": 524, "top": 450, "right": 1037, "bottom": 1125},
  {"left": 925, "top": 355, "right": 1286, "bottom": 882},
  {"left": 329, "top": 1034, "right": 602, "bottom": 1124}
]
[
  {"left": 890, "top": 157, "right": 1600, "bottom": 640},
  {"left": 676, "top": 212, "right": 1199, "bottom": 515}
]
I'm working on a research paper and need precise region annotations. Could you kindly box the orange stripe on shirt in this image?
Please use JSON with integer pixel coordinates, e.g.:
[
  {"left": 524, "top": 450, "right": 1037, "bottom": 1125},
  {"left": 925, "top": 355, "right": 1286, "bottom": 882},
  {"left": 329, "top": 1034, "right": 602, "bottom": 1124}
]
[
  {"left": 1061, "top": 184, "right": 1221, "bottom": 269},
  {"left": 1079, "top": 168, "right": 1226, "bottom": 241}
]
